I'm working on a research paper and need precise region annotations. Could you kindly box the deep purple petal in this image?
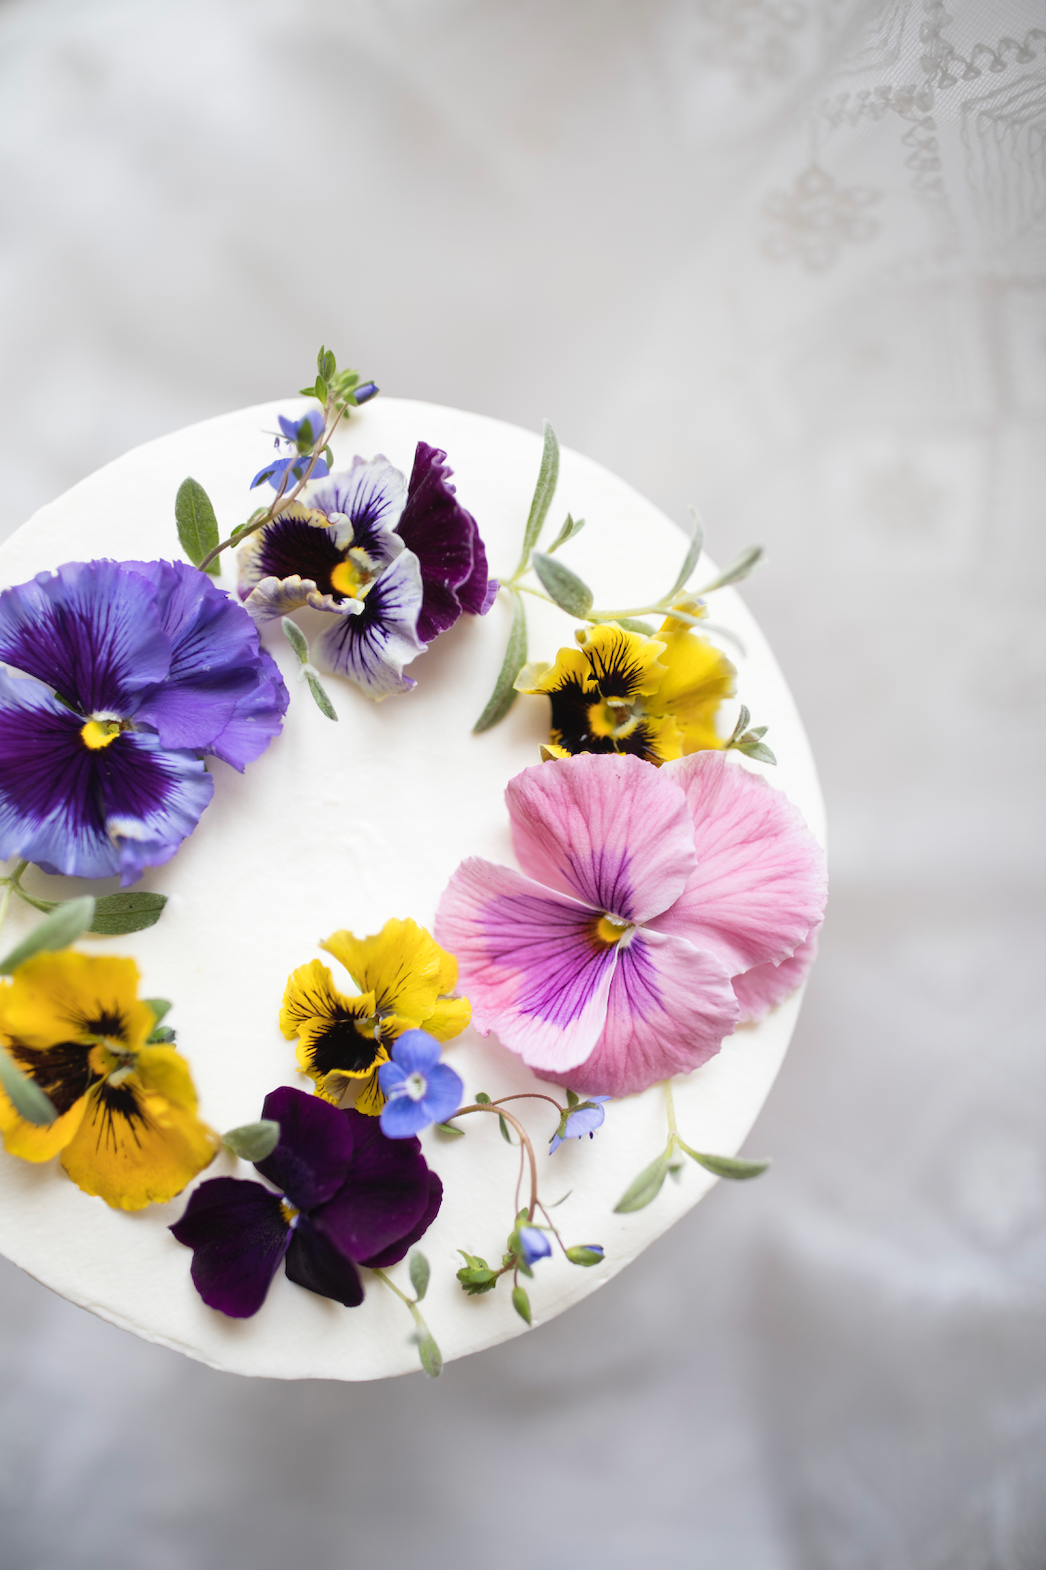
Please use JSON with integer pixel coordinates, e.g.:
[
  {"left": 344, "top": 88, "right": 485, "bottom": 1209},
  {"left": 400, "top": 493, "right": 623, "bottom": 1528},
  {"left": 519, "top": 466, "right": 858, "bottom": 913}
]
[
  {"left": 127, "top": 561, "right": 286, "bottom": 758},
  {"left": 170, "top": 1177, "right": 290, "bottom": 1318},
  {"left": 311, "top": 1111, "right": 432, "bottom": 1263},
  {"left": 284, "top": 1216, "right": 365, "bottom": 1307},
  {"left": 0, "top": 561, "right": 170, "bottom": 715},
  {"left": 395, "top": 443, "right": 479, "bottom": 642},
  {"left": 391, "top": 1029, "right": 441, "bottom": 1075},
  {"left": 255, "top": 1086, "right": 356, "bottom": 1212},
  {"left": 0, "top": 669, "right": 213, "bottom": 883},
  {"left": 359, "top": 1170, "right": 443, "bottom": 1270}
]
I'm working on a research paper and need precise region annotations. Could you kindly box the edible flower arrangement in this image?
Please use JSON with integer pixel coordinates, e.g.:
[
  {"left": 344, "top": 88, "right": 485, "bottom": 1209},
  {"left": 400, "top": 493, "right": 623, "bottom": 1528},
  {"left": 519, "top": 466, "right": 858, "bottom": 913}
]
[{"left": 0, "top": 346, "right": 827, "bottom": 1378}]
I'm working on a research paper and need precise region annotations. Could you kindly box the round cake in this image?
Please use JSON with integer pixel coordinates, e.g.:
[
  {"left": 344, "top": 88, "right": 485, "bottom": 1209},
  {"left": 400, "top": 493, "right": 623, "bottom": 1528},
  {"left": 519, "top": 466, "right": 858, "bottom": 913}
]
[{"left": 0, "top": 397, "right": 825, "bottom": 1379}]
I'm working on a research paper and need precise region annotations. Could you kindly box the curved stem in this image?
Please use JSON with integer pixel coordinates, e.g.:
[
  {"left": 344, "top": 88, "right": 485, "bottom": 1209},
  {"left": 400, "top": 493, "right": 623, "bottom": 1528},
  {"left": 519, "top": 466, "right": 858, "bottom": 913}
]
[{"left": 447, "top": 1102, "right": 539, "bottom": 1221}]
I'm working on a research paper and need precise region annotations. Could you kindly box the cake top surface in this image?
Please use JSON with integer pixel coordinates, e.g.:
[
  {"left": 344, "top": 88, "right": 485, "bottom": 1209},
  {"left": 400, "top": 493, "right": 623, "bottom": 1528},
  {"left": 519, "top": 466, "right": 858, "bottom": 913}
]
[{"left": 0, "top": 396, "right": 824, "bottom": 1379}]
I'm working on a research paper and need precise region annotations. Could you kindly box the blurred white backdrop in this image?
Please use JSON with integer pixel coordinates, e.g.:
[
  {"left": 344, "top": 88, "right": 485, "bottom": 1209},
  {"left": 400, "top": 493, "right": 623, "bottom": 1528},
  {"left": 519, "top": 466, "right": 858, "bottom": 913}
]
[{"left": 0, "top": 1, "right": 1043, "bottom": 1566}]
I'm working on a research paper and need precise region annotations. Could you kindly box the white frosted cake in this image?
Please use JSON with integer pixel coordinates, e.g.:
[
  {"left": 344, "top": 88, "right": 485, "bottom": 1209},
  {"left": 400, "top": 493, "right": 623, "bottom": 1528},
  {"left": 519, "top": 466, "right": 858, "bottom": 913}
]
[{"left": 0, "top": 392, "right": 825, "bottom": 1379}]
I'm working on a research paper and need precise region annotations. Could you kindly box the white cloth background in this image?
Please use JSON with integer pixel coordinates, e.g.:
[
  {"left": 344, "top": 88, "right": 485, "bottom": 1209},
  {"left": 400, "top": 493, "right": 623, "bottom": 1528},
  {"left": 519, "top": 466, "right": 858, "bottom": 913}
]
[{"left": 0, "top": 0, "right": 1043, "bottom": 1565}]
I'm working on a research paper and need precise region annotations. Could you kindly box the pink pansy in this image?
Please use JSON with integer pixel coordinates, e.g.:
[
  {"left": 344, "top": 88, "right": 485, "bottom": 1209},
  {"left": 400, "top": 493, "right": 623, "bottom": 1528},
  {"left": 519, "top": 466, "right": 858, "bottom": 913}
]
[{"left": 436, "top": 752, "right": 827, "bottom": 1098}]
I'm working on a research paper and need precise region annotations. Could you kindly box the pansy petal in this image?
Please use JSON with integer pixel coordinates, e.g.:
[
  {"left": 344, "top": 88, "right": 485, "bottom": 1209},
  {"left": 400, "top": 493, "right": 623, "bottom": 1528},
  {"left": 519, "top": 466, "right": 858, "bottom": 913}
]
[
  {"left": 102, "top": 731, "right": 215, "bottom": 887},
  {"left": 359, "top": 1169, "right": 443, "bottom": 1270},
  {"left": 395, "top": 443, "right": 484, "bottom": 641},
  {"left": 0, "top": 560, "right": 170, "bottom": 714},
  {"left": 170, "top": 1177, "right": 291, "bottom": 1318},
  {"left": 312, "top": 1112, "right": 432, "bottom": 1263},
  {"left": 506, "top": 753, "right": 697, "bottom": 922},
  {"left": 237, "top": 505, "right": 340, "bottom": 598},
  {"left": 255, "top": 1085, "right": 356, "bottom": 1212},
  {"left": 0, "top": 951, "right": 153, "bottom": 1053},
  {"left": 208, "top": 649, "right": 289, "bottom": 771},
  {"left": 733, "top": 924, "right": 821, "bottom": 1023},
  {"left": 322, "top": 918, "right": 455, "bottom": 1025},
  {"left": 61, "top": 1051, "right": 218, "bottom": 1210},
  {"left": 435, "top": 857, "right": 618, "bottom": 1075},
  {"left": 652, "top": 753, "right": 828, "bottom": 974},
  {"left": 549, "top": 928, "right": 739, "bottom": 1098},
  {"left": 313, "top": 550, "right": 425, "bottom": 698},
  {"left": 306, "top": 457, "right": 408, "bottom": 562},
  {"left": 284, "top": 1215, "right": 365, "bottom": 1307},
  {"left": 243, "top": 575, "right": 325, "bottom": 626},
  {"left": 422, "top": 995, "right": 471, "bottom": 1041}
]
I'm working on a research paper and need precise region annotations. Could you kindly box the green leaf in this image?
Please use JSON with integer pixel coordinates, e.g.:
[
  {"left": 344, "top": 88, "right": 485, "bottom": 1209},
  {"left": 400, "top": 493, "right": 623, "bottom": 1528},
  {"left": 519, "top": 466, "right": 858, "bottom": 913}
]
[
  {"left": 456, "top": 1250, "right": 499, "bottom": 1295},
  {"left": 417, "top": 1331, "right": 443, "bottom": 1378},
  {"left": 0, "top": 1046, "right": 57, "bottom": 1125},
  {"left": 531, "top": 552, "right": 594, "bottom": 618},
  {"left": 0, "top": 897, "right": 96, "bottom": 975},
  {"left": 435, "top": 1121, "right": 465, "bottom": 1138},
  {"left": 223, "top": 1120, "right": 281, "bottom": 1162},
  {"left": 90, "top": 891, "right": 167, "bottom": 935},
  {"left": 516, "top": 420, "right": 560, "bottom": 572},
  {"left": 409, "top": 1251, "right": 430, "bottom": 1302},
  {"left": 282, "top": 617, "right": 309, "bottom": 664},
  {"left": 148, "top": 1026, "right": 175, "bottom": 1045},
  {"left": 474, "top": 1092, "right": 492, "bottom": 1104},
  {"left": 698, "top": 544, "right": 764, "bottom": 594},
  {"left": 613, "top": 617, "right": 656, "bottom": 634},
  {"left": 676, "top": 1141, "right": 770, "bottom": 1180},
  {"left": 319, "top": 347, "right": 337, "bottom": 382},
  {"left": 547, "top": 513, "right": 586, "bottom": 554},
  {"left": 144, "top": 998, "right": 172, "bottom": 1027},
  {"left": 512, "top": 1285, "right": 532, "bottom": 1325},
  {"left": 175, "top": 478, "right": 221, "bottom": 575},
  {"left": 726, "top": 705, "right": 752, "bottom": 747},
  {"left": 664, "top": 507, "right": 705, "bottom": 602},
  {"left": 473, "top": 591, "right": 526, "bottom": 733},
  {"left": 312, "top": 377, "right": 328, "bottom": 408},
  {"left": 736, "top": 739, "right": 777, "bottom": 766},
  {"left": 565, "top": 1245, "right": 605, "bottom": 1267},
  {"left": 498, "top": 1113, "right": 512, "bottom": 1143},
  {"left": 613, "top": 1149, "right": 671, "bottom": 1213},
  {"left": 306, "top": 673, "right": 338, "bottom": 721}
]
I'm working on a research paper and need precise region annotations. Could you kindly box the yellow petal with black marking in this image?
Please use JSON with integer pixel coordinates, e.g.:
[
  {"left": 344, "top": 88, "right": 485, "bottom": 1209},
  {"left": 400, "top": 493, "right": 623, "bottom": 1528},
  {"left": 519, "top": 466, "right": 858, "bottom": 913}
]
[
  {"left": 322, "top": 918, "right": 462, "bottom": 1029},
  {"left": 0, "top": 951, "right": 155, "bottom": 1055},
  {"left": 652, "top": 623, "right": 735, "bottom": 753}
]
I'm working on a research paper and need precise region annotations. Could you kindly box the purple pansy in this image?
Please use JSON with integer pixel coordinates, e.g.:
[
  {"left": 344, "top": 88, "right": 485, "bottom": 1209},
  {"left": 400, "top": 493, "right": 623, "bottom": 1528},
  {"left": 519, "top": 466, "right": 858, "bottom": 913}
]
[
  {"left": 251, "top": 406, "right": 330, "bottom": 492},
  {"left": 377, "top": 1029, "right": 464, "bottom": 1139},
  {"left": 236, "top": 439, "right": 496, "bottom": 698},
  {"left": 170, "top": 1086, "right": 443, "bottom": 1319},
  {"left": 549, "top": 1094, "right": 610, "bottom": 1154},
  {"left": 0, "top": 559, "right": 288, "bottom": 884}
]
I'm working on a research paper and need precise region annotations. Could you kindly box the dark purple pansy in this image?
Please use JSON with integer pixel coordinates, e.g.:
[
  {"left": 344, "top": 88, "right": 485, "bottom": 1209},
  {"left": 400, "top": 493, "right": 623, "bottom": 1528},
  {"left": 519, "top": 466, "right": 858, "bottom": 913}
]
[
  {"left": 396, "top": 443, "right": 497, "bottom": 643},
  {"left": 0, "top": 559, "right": 288, "bottom": 884},
  {"left": 170, "top": 1086, "right": 443, "bottom": 1319}
]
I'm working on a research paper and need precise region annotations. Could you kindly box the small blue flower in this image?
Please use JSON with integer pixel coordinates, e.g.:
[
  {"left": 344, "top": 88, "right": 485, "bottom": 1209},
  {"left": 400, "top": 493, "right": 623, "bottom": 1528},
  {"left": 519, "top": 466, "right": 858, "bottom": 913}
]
[
  {"left": 251, "top": 406, "right": 330, "bottom": 492},
  {"left": 378, "top": 1029, "right": 464, "bottom": 1139},
  {"left": 549, "top": 1095, "right": 610, "bottom": 1154},
  {"left": 517, "top": 1226, "right": 552, "bottom": 1267}
]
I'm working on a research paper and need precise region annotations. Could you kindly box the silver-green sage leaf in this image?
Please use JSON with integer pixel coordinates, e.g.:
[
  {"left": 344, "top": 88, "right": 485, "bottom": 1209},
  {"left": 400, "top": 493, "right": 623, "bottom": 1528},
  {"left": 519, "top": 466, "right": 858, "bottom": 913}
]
[
  {"left": 0, "top": 1046, "right": 57, "bottom": 1126},
  {"left": 698, "top": 544, "right": 764, "bottom": 595},
  {"left": 417, "top": 1331, "right": 443, "bottom": 1378},
  {"left": 306, "top": 673, "right": 338, "bottom": 721},
  {"left": 547, "top": 513, "right": 586, "bottom": 554},
  {"left": 531, "top": 552, "right": 594, "bottom": 619},
  {"left": 0, "top": 897, "right": 96, "bottom": 975},
  {"left": 144, "top": 998, "right": 172, "bottom": 1028},
  {"left": 175, "top": 477, "right": 221, "bottom": 576},
  {"left": 663, "top": 507, "right": 705, "bottom": 603},
  {"left": 613, "top": 1149, "right": 671, "bottom": 1213},
  {"left": 516, "top": 420, "right": 560, "bottom": 572},
  {"left": 409, "top": 1251, "right": 430, "bottom": 1302},
  {"left": 473, "top": 590, "right": 527, "bottom": 733},
  {"left": 281, "top": 617, "right": 310, "bottom": 663},
  {"left": 613, "top": 616, "right": 656, "bottom": 635},
  {"left": 223, "top": 1120, "right": 281, "bottom": 1162},
  {"left": 676, "top": 1140, "right": 770, "bottom": 1180}
]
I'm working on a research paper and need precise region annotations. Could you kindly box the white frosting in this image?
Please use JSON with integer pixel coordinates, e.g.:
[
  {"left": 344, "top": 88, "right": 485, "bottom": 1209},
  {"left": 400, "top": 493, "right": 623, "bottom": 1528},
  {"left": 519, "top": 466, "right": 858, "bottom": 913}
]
[{"left": 0, "top": 399, "right": 825, "bottom": 1379}]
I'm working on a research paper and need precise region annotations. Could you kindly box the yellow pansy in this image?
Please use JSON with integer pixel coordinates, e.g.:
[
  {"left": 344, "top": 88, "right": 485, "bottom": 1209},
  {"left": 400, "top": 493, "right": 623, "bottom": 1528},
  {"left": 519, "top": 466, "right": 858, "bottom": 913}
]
[
  {"left": 281, "top": 918, "right": 470, "bottom": 1115},
  {"left": 0, "top": 951, "right": 218, "bottom": 1210},
  {"left": 516, "top": 612, "right": 734, "bottom": 765}
]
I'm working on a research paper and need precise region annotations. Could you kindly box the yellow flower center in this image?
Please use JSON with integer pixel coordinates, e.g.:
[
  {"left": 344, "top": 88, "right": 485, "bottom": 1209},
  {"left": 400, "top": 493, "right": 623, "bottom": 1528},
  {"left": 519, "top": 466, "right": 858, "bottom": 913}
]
[
  {"left": 594, "top": 913, "right": 633, "bottom": 946},
  {"left": 280, "top": 1200, "right": 300, "bottom": 1226},
  {"left": 586, "top": 697, "right": 641, "bottom": 741},
  {"left": 81, "top": 717, "right": 124, "bottom": 750},
  {"left": 330, "top": 547, "right": 379, "bottom": 601}
]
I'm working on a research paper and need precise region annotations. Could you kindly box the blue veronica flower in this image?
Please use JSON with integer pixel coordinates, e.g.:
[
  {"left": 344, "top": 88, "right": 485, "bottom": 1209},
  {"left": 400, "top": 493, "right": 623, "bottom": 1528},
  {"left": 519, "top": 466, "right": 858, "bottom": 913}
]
[
  {"left": 251, "top": 406, "right": 330, "bottom": 492},
  {"left": 549, "top": 1095, "right": 610, "bottom": 1153},
  {"left": 518, "top": 1226, "right": 552, "bottom": 1267},
  {"left": 377, "top": 1029, "right": 464, "bottom": 1139},
  {"left": 0, "top": 559, "right": 288, "bottom": 884}
]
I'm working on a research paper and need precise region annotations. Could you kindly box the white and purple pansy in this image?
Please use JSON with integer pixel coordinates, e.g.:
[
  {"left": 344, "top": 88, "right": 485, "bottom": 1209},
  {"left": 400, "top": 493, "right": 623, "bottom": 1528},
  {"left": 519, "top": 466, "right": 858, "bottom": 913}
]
[
  {"left": 236, "top": 444, "right": 496, "bottom": 699},
  {"left": 0, "top": 559, "right": 288, "bottom": 885}
]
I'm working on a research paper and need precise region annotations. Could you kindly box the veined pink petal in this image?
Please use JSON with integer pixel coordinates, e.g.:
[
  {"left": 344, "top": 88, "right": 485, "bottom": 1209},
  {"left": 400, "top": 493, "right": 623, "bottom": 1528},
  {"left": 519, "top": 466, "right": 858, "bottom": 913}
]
[
  {"left": 733, "top": 923, "right": 821, "bottom": 1024},
  {"left": 506, "top": 754, "right": 697, "bottom": 922},
  {"left": 435, "top": 857, "right": 617, "bottom": 1074},
  {"left": 539, "top": 927, "right": 739, "bottom": 1098},
  {"left": 651, "top": 753, "right": 827, "bottom": 976}
]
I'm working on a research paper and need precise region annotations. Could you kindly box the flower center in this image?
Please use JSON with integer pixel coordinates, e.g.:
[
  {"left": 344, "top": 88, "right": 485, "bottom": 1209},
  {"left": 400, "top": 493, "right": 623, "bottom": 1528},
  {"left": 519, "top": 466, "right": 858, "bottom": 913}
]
[
  {"left": 586, "top": 697, "right": 641, "bottom": 741},
  {"left": 403, "top": 1071, "right": 428, "bottom": 1102},
  {"left": 81, "top": 716, "right": 126, "bottom": 750},
  {"left": 329, "top": 547, "right": 380, "bottom": 601},
  {"left": 279, "top": 1199, "right": 300, "bottom": 1227},
  {"left": 594, "top": 913, "right": 634, "bottom": 946}
]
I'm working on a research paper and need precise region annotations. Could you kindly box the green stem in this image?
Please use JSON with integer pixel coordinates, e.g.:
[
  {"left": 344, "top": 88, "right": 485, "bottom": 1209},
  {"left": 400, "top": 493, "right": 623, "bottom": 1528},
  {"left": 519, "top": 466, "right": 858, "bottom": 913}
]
[
  {"left": 445, "top": 1102, "right": 539, "bottom": 1221},
  {"left": 663, "top": 1079, "right": 680, "bottom": 1144},
  {"left": 0, "top": 860, "right": 29, "bottom": 941}
]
